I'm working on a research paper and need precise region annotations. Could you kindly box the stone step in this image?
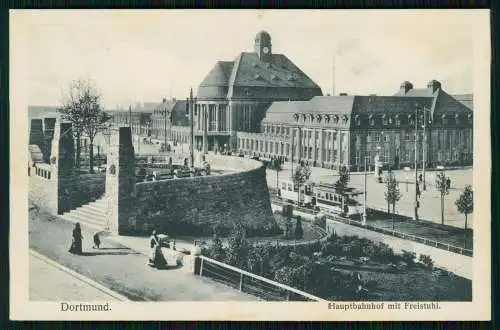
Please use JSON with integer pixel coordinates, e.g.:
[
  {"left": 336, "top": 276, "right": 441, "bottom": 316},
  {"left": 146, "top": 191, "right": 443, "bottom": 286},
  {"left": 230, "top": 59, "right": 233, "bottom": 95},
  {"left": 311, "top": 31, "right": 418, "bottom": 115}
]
[
  {"left": 74, "top": 205, "right": 107, "bottom": 218},
  {"left": 63, "top": 212, "right": 106, "bottom": 230},
  {"left": 82, "top": 202, "right": 108, "bottom": 213},
  {"left": 65, "top": 209, "right": 106, "bottom": 224},
  {"left": 92, "top": 197, "right": 108, "bottom": 206}
]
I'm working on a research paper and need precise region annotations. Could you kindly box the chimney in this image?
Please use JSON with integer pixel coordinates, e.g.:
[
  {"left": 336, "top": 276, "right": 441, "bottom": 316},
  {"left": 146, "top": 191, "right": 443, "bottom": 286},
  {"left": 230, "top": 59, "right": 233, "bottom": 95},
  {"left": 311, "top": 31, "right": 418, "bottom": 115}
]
[
  {"left": 400, "top": 81, "right": 413, "bottom": 94},
  {"left": 162, "top": 98, "right": 167, "bottom": 103},
  {"left": 427, "top": 80, "right": 442, "bottom": 93}
]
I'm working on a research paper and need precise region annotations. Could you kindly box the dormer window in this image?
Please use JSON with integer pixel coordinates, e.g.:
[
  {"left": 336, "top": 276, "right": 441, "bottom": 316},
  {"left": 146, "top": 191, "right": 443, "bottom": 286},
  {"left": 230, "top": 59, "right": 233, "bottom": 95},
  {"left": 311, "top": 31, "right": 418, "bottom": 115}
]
[
  {"left": 271, "top": 75, "right": 279, "bottom": 81},
  {"left": 325, "top": 115, "right": 331, "bottom": 123},
  {"left": 467, "top": 113, "right": 472, "bottom": 123},
  {"left": 455, "top": 113, "right": 460, "bottom": 125},
  {"left": 441, "top": 114, "right": 447, "bottom": 125},
  {"left": 355, "top": 115, "right": 360, "bottom": 126},
  {"left": 388, "top": 116, "right": 393, "bottom": 125},
  {"left": 395, "top": 114, "right": 401, "bottom": 126},
  {"left": 302, "top": 114, "right": 307, "bottom": 122},
  {"left": 369, "top": 114, "right": 374, "bottom": 126},
  {"left": 309, "top": 114, "right": 314, "bottom": 122},
  {"left": 342, "top": 115, "right": 349, "bottom": 123},
  {"left": 254, "top": 74, "right": 262, "bottom": 80},
  {"left": 293, "top": 113, "right": 299, "bottom": 122},
  {"left": 382, "top": 114, "right": 388, "bottom": 125},
  {"left": 287, "top": 75, "right": 296, "bottom": 81},
  {"left": 408, "top": 114, "right": 414, "bottom": 125},
  {"left": 316, "top": 114, "right": 322, "bottom": 123},
  {"left": 333, "top": 115, "right": 339, "bottom": 124}
]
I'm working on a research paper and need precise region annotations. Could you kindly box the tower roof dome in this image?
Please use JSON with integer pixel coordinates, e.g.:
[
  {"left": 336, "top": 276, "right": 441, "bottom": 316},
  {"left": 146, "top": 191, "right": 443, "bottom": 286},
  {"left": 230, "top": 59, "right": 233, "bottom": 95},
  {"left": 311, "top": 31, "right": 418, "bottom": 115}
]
[{"left": 255, "top": 30, "right": 271, "bottom": 42}]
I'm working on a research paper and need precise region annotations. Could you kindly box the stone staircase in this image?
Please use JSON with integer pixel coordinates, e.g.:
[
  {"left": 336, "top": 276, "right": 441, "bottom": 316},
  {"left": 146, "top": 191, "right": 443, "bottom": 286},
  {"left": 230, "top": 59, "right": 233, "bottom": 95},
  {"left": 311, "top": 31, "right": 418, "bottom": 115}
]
[{"left": 61, "top": 197, "right": 109, "bottom": 231}]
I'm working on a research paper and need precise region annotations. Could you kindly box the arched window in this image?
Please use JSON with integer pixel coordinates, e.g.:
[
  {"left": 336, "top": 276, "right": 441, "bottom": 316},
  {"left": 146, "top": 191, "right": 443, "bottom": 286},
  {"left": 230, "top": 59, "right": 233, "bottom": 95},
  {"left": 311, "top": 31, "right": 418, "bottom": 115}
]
[
  {"left": 325, "top": 115, "right": 331, "bottom": 123},
  {"left": 382, "top": 114, "right": 388, "bottom": 125},
  {"left": 369, "top": 114, "right": 374, "bottom": 126},
  {"left": 333, "top": 115, "right": 339, "bottom": 124},
  {"left": 316, "top": 114, "right": 322, "bottom": 123},
  {"left": 395, "top": 114, "right": 401, "bottom": 126},
  {"left": 355, "top": 115, "right": 360, "bottom": 126},
  {"left": 293, "top": 113, "right": 299, "bottom": 122},
  {"left": 455, "top": 113, "right": 460, "bottom": 125}
]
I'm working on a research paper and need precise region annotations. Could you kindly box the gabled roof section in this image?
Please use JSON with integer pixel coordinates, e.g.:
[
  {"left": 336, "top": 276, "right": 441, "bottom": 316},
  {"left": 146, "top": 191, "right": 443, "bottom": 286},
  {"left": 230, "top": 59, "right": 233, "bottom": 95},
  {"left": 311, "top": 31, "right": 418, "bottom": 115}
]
[
  {"left": 433, "top": 90, "right": 472, "bottom": 116},
  {"left": 352, "top": 96, "right": 434, "bottom": 115},
  {"left": 393, "top": 88, "right": 438, "bottom": 97},
  {"left": 232, "top": 52, "right": 321, "bottom": 89},
  {"left": 199, "top": 61, "right": 234, "bottom": 87},
  {"left": 451, "top": 94, "right": 473, "bottom": 110}
]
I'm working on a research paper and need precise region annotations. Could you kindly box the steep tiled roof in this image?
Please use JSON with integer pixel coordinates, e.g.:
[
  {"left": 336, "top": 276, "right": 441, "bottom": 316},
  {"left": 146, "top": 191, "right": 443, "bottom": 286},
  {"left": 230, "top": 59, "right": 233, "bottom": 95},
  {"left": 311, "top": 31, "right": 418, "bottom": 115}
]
[
  {"left": 451, "top": 94, "right": 473, "bottom": 110},
  {"left": 28, "top": 106, "right": 61, "bottom": 119},
  {"left": 393, "top": 88, "right": 437, "bottom": 97},
  {"left": 199, "top": 61, "right": 234, "bottom": 87},
  {"left": 198, "top": 52, "right": 322, "bottom": 100},
  {"left": 352, "top": 96, "right": 434, "bottom": 114}
]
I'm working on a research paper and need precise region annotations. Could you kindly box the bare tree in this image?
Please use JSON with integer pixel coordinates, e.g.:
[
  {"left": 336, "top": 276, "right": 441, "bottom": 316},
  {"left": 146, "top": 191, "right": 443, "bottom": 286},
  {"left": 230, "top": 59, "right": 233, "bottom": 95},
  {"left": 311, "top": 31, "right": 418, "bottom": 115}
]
[{"left": 59, "top": 79, "right": 110, "bottom": 173}]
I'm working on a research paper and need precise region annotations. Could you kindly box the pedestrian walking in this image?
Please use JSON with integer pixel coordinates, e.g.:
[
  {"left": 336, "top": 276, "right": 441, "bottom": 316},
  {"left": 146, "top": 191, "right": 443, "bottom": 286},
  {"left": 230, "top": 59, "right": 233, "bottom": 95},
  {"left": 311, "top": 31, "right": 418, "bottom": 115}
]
[
  {"left": 68, "top": 222, "right": 83, "bottom": 255},
  {"left": 93, "top": 232, "right": 101, "bottom": 249},
  {"left": 148, "top": 230, "right": 168, "bottom": 269}
]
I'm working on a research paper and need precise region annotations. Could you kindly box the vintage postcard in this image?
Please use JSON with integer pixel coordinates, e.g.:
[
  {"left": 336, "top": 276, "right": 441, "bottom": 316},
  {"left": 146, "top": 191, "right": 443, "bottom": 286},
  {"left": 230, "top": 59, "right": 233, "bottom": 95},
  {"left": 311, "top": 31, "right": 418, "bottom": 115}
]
[{"left": 10, "top": 9, "right": 491, "bottom": 321}]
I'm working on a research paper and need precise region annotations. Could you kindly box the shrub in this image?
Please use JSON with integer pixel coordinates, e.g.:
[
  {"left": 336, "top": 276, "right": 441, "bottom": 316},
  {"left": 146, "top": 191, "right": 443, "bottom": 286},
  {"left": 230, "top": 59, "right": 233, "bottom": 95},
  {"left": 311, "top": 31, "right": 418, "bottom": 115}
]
[
  {"left": 313, "top": 215, "right": 327, "bottom": 229},
  {"left": 401, "top": 250, "right": 417, "bottom": 265},
  {"left": 419, "top": 254, "right": 434, "bottom": 269},
  {"left": 294, "top": 217, "right": 304, "bottom": 238}
]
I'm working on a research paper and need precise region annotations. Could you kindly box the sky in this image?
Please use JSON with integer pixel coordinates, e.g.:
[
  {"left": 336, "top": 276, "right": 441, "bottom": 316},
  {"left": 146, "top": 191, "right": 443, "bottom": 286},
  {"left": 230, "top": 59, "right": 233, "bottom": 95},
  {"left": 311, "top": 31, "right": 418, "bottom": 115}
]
[{"left": 12, "top": 10, "right": 480, "bottom": 109}]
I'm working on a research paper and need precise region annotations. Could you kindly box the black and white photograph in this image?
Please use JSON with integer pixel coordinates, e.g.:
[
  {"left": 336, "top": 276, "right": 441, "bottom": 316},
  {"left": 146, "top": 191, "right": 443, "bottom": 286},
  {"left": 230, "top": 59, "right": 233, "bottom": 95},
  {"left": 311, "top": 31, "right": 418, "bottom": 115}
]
[{"left": 10, "top": 10, "right": 491, "bottom": 320}]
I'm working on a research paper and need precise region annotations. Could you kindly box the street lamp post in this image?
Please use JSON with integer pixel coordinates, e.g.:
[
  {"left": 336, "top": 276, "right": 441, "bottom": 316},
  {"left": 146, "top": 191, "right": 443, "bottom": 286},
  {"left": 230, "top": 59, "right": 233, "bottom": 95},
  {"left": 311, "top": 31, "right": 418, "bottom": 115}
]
[
  {"left": 414, "top": 104, "right": 419, "bottom": 221},
  {"left": 362, "top": 156, "right": 368, "bottom": 226}
]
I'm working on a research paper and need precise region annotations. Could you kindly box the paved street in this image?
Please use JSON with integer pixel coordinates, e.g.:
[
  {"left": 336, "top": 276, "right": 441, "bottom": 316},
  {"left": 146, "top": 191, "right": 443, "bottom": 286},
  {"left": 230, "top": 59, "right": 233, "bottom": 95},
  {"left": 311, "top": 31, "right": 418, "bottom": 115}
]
[
  {"left": 30, "top": 250, "right": 126, "bottom": 301},
  {"left": 29, "top": 213, "right": 258, "bottom": 301},
  {"left": 266, "top": 162, "right": 473, "bottom": 229}
]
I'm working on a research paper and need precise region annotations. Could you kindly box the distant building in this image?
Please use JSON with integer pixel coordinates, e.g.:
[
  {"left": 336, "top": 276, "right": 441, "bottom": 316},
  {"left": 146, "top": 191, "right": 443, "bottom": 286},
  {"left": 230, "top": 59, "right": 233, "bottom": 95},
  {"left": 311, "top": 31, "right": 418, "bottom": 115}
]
[
  {"left": 150, "top": 98, "right": 189, "bottom": 142},
  {"left": 237, "top": 80, "right": 473, "bottom": 171},
  {"left": 106, "top": 102, "right": 156, "bottom": 136}
]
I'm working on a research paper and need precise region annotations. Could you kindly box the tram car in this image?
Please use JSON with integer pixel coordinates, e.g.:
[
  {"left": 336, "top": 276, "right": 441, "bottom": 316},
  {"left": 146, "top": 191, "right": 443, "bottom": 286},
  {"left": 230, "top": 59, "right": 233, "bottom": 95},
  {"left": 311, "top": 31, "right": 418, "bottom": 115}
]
[
  {"left": 277, "top": 179, "right": 314, "bottom": 207},
  {"left": 313, "top": 182, "right": 364, "bottom": 218}
]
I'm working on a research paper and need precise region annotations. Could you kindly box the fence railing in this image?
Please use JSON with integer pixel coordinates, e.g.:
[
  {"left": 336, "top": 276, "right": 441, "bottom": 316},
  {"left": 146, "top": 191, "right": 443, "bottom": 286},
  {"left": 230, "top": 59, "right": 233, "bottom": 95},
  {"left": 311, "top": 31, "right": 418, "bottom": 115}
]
[
  {"left": 194, "top": 256, "right": 327, "bottom": 302},
  {"left": 270, "top": 198, "right": 473, "bottom": 257}
]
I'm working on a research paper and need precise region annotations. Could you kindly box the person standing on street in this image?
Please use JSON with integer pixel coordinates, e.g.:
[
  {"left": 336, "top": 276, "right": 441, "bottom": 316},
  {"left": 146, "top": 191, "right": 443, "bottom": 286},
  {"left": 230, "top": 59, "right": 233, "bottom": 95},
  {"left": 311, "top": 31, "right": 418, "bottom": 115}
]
[{"left": 68, "top": 223, "right": 83, "bottom": 255}]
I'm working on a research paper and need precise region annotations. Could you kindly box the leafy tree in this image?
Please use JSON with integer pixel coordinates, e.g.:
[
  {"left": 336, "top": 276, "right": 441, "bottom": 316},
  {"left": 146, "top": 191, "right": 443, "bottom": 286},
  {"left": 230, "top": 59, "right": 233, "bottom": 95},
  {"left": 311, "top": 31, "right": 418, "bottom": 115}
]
[
  {"left": 292, "top": 164, "right": 311, "bottom": 205},
  {"left": 455, "top": 185, "right": 473, "bottom": 230},
  {"left": 224, "top": 223, "right": 249, "bottom": 269},
  {"left": 208, "top": 234, "right": 225, "bottom": 261},
  {"left": 294, "top": 216, "right": 304, "bottom": 238},
  {"left": 268, "top": 157, "right": 283, "bottom": 190},
  {"left": 60, "top": 78, "right": 110, "bottom": 173},
  {"left": 334, "top": 166, "right": 350, "bottom": 213},
  {"left": 435, "top": 171, "right": 450, "bottom": 225},
  {"left": 384, "top": 173, "right": 402, "bottom": 213}
]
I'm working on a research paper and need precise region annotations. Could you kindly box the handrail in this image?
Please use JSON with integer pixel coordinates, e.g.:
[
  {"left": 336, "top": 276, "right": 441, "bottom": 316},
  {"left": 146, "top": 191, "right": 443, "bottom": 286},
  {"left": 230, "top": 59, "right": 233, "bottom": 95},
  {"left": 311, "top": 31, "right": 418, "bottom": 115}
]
[{"left": 198, "top": 256, "right": 327, "bottom": 302}]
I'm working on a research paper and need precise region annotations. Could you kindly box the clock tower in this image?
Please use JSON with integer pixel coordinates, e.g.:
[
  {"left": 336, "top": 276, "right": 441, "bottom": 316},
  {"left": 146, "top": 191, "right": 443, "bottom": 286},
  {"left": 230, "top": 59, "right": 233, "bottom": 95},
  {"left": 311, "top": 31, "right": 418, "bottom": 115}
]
[{"left": 254, "top": 30, "right": 272, "bottom": 61}]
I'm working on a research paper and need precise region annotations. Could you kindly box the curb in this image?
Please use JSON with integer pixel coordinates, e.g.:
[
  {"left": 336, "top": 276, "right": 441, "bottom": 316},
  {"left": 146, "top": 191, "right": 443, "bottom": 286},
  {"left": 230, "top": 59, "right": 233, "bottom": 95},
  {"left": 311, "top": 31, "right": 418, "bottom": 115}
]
[{"left": 30, "top": 249, "right": 130, "bottom": 301}]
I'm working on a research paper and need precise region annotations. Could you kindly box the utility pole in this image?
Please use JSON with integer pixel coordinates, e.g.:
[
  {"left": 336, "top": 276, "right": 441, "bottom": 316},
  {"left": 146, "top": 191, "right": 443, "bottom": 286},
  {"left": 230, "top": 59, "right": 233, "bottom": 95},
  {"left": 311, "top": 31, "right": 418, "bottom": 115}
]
[
  {"left": 189, "top": 88, "right": 195, "bottom": 168},
  {"left": 164, "top": 102, "right": 168, "bottom": 153},
  {"left": 291, "top": 128, "right": 294, "bottom": 178},
  {"left": 362, "top": 156, "right": 367, "bottom": 226},
  {"left": 414, "top": 104, "right": 419, "bottom": 221}
]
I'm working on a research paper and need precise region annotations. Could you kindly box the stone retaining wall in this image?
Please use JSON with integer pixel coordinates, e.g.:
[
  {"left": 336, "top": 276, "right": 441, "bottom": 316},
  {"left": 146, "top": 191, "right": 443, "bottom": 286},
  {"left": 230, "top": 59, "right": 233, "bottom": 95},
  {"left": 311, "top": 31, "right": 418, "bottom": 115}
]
[{"left": 129, "top": 156, "right": 276, "bottom": 235}]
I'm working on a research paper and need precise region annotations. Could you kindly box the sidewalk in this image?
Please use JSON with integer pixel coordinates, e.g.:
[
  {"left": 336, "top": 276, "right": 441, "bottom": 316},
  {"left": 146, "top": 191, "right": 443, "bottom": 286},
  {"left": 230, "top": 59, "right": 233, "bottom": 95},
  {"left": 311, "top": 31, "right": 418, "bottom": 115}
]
[
  {"left": 29, "top": 212, "right": 259, "bottom": 301},
  {"left": 30, "top": 250, "right": 127, "bottom": 301}
]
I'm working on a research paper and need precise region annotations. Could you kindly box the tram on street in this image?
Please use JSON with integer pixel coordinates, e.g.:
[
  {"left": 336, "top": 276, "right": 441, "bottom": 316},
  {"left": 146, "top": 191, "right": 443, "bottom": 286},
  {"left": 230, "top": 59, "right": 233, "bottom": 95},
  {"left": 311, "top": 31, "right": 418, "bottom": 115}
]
[
  {"left": 312, "top": 182, "right": 364, "bottom": 218},
  {"left": 277, "top": 179, "right": 314, "bottom": 207}
]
